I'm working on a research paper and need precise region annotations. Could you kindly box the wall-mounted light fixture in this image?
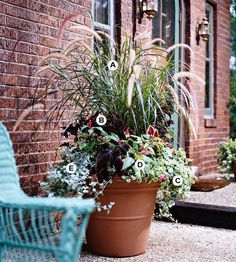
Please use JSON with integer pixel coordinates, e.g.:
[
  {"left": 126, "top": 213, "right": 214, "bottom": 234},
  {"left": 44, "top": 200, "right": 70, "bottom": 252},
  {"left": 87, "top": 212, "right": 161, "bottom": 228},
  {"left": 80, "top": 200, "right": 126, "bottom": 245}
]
[
  {"left": 197, "top": 16, "right": 210, "bottom": 44},
  {"left": 140, "top": 0, "right": 158, "bottom": 20}
]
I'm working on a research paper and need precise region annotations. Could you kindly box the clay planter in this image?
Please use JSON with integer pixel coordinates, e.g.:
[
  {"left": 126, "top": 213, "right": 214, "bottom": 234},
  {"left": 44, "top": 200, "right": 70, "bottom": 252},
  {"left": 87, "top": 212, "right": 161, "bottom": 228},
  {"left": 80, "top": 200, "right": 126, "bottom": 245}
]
[{"left": 86, "top": 177, "right": 159, "bottom": 257}]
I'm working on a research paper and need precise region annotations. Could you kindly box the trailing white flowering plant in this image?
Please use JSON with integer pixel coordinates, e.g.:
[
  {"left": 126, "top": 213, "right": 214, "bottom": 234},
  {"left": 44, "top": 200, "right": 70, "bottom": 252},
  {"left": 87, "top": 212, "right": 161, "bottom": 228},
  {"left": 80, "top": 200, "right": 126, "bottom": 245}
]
[
  {"left": 41, "top": 122, "right": 195, "bottom": 219},
  {"left": 40, "top": 147, "right": 115, "bottom": 213}
]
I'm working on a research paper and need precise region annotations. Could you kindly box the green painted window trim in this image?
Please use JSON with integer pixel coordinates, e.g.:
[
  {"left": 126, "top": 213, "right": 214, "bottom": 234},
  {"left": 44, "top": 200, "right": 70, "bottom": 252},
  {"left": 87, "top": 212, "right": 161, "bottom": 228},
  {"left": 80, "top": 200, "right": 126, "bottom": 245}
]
[{"left": 173, "top": 0, "right": 180, "bottom": 148}]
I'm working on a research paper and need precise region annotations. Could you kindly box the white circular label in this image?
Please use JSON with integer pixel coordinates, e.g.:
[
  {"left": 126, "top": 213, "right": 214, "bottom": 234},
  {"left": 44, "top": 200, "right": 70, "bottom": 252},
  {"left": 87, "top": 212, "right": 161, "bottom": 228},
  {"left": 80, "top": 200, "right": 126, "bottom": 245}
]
[
  {"left": 135, "top": 160, "right": 145, "bottom": 170},
  {"left": 66, "top": 163, "right": 77, "bottom": 174},
  {"left": 172, "top": 175, "right": 183, "bottom": 186},
  {"left": 108, "top": 60, "right": 118, "bottom": 71},
  {"left": 96, "top": 114, "right": 107, "bottom": 126}
]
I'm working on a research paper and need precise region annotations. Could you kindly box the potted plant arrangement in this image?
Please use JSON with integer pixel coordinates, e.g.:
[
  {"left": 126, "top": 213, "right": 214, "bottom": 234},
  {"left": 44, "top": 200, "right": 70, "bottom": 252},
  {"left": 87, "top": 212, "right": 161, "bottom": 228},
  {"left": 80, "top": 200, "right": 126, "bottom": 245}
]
[
  {"left": 30, "top": 25, "right": 200, "bottom": 257},
  {"left": 218, "top": 139, "right": 236, "bottom": 181}
]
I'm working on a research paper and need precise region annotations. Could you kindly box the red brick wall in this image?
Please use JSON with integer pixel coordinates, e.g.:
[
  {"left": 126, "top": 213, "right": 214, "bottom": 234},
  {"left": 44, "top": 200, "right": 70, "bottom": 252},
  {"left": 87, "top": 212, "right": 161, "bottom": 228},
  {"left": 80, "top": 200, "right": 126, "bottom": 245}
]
[
  {"left": 119, "top": 0, "right": 230, "bottom": 174},
  {"left": 0, "top": 0, "right": 152, "bottom": 195},
  {"left": 0, "top": 0, "right": 230, "bottom": 195},
  {"left": 186, "top": 0, "right": 231, "bottom": 174},
  {"left": 0, "top": 0, "right": 92, "bottom": 194}
]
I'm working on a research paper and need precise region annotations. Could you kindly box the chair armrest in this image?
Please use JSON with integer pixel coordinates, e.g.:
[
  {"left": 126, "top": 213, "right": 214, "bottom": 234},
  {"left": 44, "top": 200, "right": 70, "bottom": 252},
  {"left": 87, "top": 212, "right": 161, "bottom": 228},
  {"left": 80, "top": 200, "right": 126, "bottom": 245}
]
[{"left": 0, "top": 196, "right": 95, "bottom": 214}]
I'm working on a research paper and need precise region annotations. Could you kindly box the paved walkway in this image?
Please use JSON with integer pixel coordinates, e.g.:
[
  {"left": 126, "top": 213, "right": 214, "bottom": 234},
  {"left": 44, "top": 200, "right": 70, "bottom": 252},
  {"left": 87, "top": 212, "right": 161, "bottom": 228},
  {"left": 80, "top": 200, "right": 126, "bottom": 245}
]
[
  {"left": 185, "top": 182, "right": 236, "bottom": 207},
  {"left": 80, "top": 221, "right": 236, "bottom": 262}
]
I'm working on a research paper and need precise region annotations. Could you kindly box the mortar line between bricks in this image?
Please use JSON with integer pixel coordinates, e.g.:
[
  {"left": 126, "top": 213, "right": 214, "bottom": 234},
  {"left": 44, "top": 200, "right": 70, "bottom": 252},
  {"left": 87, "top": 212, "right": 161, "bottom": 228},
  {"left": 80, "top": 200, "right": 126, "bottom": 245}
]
[
  {"left": 1, "top": 1, "right": 89, "bottom": 22},
  {"left": 0, "top": 29, "right": 92, "bottom": 48},
  {"left": 30, "top": 0, "right": 92, "bottom": 13},
  {"left": 1, "top": 3, "right": 90, "bottom": 29}
]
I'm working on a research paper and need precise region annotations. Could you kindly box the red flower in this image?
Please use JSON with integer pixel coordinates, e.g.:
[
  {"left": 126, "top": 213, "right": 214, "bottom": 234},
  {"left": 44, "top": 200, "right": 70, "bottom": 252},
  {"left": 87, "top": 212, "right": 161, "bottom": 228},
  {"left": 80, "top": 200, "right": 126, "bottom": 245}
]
[
  {"left": 147, "top": 125, "right": 159, "bottom": 138},
  {"left": 167, "top": 143, "right": 173, "bottom": 149},
  {"left": 124, "top": 128, "right": 130, "bottom": 137},
  {"left": 160, "top": 175, "right": 167, "bottom": 182},
  {"left": 87, "top": 119, "right": 93, "bottom": 127},
  {"left": 140, "top": 149, "right": 149, "bottom": 155}
]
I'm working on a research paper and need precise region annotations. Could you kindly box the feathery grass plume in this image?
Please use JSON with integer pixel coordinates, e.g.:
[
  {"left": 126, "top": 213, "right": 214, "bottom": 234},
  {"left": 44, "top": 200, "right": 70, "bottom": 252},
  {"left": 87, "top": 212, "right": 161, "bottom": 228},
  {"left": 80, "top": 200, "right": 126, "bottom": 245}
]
[
  {"left": 127, "top": 65, "right": 142, "bottom": 108},
  {"left": 35, "top": 65, "right": 54, "bottom": 76},
  {"left": 96, "top": 30, "right": 116, "bottom": 46},
  {"left": 57, "top": 13, "right": 82, "bottom": 46},
  {"left": 38, "top": 53, "right": 70, "bottom": 67},
  {"left": 70, "top": 24, "right": 103, "bottom": 42},
  {"left": 173, "top": 71, "right": 205, "bottom": 86},
  {"left": 167, "top": 84, "right": 180, "bottom": 111},
  {"left": 186, "top": 79, "right": 200, "bottom": 133},
  {"left": 167, "top": 43, "right": 193, "bottom": 56},
  {"left": 179, "top": 106, "right": 197, "bottom": 139},
  {"left": 10, "top": 36, "right": 24, "bottom": 61},
  {"left": 26, "top": 27, "right": 199, "bottom": 136},
  {"left": 128, "top": 48, "right": 136, "bottom": 74},
  {"left": 13, "top": 103, "right": 44, "bottom": 131},
  {"left": 143, "top": 38, "right": 165, "bottom": 47},
  {"left": 127, "top": 74, "right": 136, "bottom": 107},
  {"left": 64, "top": 39, "right": 92, "bottom": 55},
  {"left": 133, "top": 64, "right": 142, "bottom": 79},
  {"left": 175, "top": 81, "right": 194, "bottom": 111},
  {"left": 96, "top": 30, "right": 116, "bottom": 56}
]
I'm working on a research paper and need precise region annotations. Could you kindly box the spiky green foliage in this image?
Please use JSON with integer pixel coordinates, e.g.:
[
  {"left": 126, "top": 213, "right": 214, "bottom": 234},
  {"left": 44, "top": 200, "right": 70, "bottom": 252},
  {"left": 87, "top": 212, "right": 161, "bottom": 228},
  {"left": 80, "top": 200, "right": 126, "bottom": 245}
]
[{"left": 33, "top": 27, "right": 200, "bottom": 137}]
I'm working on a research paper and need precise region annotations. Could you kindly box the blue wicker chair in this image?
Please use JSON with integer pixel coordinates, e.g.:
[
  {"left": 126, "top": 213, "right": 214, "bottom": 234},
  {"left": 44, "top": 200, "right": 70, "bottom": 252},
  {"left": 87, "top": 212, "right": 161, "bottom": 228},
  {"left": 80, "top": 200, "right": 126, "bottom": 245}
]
[{"left": 0, "top": 122, "right": 95, "bottom": 261}]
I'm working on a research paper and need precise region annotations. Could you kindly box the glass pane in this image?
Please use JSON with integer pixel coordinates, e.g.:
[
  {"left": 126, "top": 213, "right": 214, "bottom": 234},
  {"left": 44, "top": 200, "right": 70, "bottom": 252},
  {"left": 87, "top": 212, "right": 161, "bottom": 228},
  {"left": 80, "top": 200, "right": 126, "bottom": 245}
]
[
  {"left": 152, "top": 0, "right": 175, "bottom": 48},
  {"left": 152, "top": 1, "right": 161, "bottom": 40},
  {"left": 94, "top": 0, "right": 109, "bottom": 25},
  {"left": 206, "top": 36, "right": 209, "bottom": 57},
  {"left": 205, "top": 8, "right": 210, "bottom": 58},
  {"left": 205, "top": 61, "right": 210, "bottom": 108}
]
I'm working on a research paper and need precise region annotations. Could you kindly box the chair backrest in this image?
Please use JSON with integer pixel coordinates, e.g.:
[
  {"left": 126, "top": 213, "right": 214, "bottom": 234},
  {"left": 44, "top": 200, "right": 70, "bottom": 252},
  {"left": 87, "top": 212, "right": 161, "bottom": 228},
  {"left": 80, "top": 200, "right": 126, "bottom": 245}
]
[{"left": 0, "top": 122, "right": 21, "bottom": 199}]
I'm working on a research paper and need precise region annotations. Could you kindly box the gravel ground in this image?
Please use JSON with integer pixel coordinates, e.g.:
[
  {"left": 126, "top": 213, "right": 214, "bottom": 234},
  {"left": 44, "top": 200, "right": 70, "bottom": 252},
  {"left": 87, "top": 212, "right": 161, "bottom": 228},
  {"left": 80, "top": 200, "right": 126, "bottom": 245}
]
[
  {"left": 185, "top": 182, "right": 236, "bottom": 207},
  {"left": 80, "top": 221, "right": 236, "bottom": 262}
]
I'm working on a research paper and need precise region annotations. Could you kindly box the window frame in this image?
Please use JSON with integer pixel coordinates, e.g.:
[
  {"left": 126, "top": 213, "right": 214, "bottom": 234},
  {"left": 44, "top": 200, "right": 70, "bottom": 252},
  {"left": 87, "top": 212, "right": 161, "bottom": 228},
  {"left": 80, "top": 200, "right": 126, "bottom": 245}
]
[
  {"left": 152, "top": 0, "right": 180, "bottom": 148},
  {"left": 93, "top": 0, "right": 115, "bottom": 39},
  {"left": 152, "top": 0, "right": 176, "bottom": 48},
  {"left": 204, "top": 3, "right": 215, "bottom": 119}
]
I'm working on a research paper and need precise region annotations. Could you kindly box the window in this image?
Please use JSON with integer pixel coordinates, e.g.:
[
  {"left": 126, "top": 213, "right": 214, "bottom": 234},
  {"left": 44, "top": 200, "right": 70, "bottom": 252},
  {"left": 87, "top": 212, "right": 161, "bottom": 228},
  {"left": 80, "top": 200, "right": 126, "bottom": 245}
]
[
  {"left": 93, "top": 0, "right": 114, "bottom": 38},
  {"left": 204, "top": 3, "right": 215, "bottom": 118},
  {"left": 152, "top": 0, "right": 175, "bottom": 48},
  {"left": 152, "top": 0, "right": 180, "bottom": 148}
]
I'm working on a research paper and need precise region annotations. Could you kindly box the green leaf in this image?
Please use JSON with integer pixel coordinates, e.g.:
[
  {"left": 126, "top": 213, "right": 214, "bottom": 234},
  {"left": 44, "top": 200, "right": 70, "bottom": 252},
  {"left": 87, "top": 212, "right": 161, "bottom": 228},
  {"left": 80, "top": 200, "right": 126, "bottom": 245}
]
[
  {"left": 108, "top": 133, "right": 120, "bottom": 142},
  {"left": 142, "top": 155, "right": 153, "bottom": 163},
  {"left": 94, "top": 127, "right": 109, "bottom": 136},
  {"left": 121, "top": 157, "right": 135, "bottom": 170}
]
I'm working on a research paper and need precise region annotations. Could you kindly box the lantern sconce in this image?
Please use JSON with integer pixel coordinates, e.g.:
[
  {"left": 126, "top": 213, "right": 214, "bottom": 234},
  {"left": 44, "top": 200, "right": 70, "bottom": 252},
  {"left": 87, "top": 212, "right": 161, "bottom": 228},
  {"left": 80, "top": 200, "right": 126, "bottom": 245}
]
[
  {"left": 196, "top": 15, "right": 210, "bottom": 45},
  {"left": 140, "top": 0, "right": 158, "bottom": 20}
]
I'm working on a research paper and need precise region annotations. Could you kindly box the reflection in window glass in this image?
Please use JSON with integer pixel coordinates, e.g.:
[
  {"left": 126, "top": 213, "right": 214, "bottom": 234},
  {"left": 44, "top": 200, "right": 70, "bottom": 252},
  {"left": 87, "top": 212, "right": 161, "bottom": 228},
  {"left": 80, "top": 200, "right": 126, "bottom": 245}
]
[
  {"left": 93, "top": 0, "right": 114, "bottom": 37},
  {"left": 204, "top": 3, "right": 214, "bottom": 118},
  {"left": 152, "top": 0, "right": 175, "bottom": 48},
  {"left": 94, "top": 0, "right": 109, "bottom": 25},
  {"left": 205, "top": 61, "right": 210, "bottom": 108}
]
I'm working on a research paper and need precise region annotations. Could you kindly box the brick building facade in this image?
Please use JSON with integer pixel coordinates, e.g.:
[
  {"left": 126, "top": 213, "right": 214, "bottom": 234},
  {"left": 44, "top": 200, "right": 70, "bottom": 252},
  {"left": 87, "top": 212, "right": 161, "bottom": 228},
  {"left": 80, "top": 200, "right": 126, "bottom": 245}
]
[{"left": 0, "top": 0, "right": 230, "bottom": 194}]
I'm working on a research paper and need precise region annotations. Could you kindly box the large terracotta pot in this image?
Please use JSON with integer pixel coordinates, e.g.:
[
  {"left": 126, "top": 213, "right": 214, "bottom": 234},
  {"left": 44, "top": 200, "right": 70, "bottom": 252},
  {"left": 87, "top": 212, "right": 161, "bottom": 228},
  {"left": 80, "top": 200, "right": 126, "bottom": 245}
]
[{"left": 86, "top": 177, "right": 159, "bottom": 257}]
